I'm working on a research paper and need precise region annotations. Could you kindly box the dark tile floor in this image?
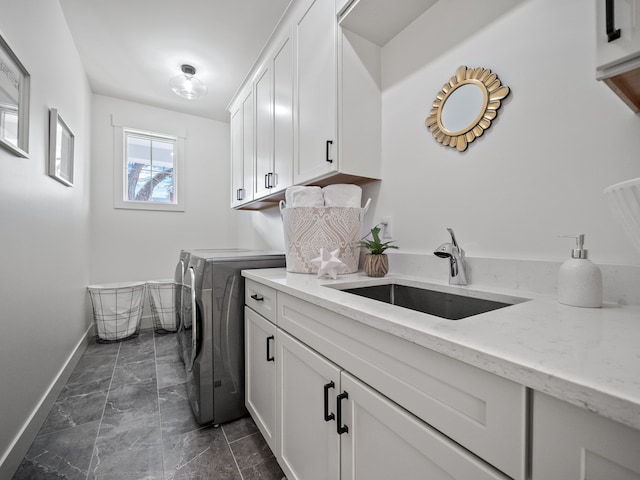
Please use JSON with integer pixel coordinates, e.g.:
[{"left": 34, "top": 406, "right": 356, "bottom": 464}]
[{"left": 13, "top": 329, "right": 286, "bottom": 480}]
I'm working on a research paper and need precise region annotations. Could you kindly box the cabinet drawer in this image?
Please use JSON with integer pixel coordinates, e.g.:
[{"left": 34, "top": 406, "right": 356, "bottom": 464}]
[
  {"left": 245, "top": 279, "right": 278, "bottom": 322},
  {"left": 278, "top": 292, "right": 526, "bottom": 480},
  {"left": 532, "top": 391, "right": 640, "bottom": 479}
]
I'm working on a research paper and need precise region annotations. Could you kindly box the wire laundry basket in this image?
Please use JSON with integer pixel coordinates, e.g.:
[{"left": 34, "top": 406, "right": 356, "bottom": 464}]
[
  {"left": 88, "top": 282, "right": 146, "bottom": 342},
  {"left": 147, "top": 279, "right": 178, "bottom": 333}
]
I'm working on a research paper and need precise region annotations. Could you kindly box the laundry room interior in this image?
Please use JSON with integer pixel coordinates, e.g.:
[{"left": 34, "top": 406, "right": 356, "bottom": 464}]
[{"left": 2, "top": 0, "right": 640, "bottom": 479}]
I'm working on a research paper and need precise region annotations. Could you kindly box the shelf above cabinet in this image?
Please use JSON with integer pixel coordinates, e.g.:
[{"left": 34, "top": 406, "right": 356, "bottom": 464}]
[{"left": 338, "top": 0, "right": 438, "bottom": 46}]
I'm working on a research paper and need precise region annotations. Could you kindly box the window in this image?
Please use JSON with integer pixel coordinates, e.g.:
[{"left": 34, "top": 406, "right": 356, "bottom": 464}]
[
  {"left": 125, "top": 130, "right": 176, "bottom": 203},
  {"left": 113, "top": 123, "right": 186, "bottom": 212}
]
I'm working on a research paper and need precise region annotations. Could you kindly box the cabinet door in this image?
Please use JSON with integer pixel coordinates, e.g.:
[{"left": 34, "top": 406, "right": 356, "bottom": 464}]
[
  {"left": 272, "top": 35, "right": 294, "bottom": 193},
  {"left": 532, "top": 391, "right": 640, "bottom": 479},
  {"left": 295, "top": 0, "right": 338, "bottom": 184},
  {"left": 230, "top": 104, "right": 245, "bottom": 208},
  {"left": 254, "top": 65, "right": 273, "bottom": 199},
  {"left": 596, "top": 0, "right": 640, "bottom": 71},
  {"left": 241, "top": 90, "right": 254, "bottom": 203},
  {"left": 230, "top": 89, "right": 254, "bottom": 207},
  {"left": 245, "top": 307, "right": 277, "bottom": 453},
  {"left": 277, "top": 330, "right": 341, "bottom": 480},
  {"left": 340, "top": 372, "right": 510, "bottom": 480}
]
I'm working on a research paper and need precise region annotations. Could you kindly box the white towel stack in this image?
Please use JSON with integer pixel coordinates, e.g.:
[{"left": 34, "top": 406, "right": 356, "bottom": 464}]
[
  {"left": 285, "top": 186, "right": 324, "bottom": 207},
  {"left": 284, "top": 184, "right": 363, "bottom": 208},
  {"left": 322, "top": 184, "right": 362, "bottom": 208}
]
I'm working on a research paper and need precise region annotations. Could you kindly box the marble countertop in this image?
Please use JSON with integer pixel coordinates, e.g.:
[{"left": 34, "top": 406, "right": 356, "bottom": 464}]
[{"left": 242, "top": 268, "right": 640, "bottom": 430}]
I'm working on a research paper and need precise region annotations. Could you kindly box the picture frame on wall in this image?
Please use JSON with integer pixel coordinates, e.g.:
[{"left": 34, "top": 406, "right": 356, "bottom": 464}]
[
  {"left": 48, "top": 108, "right": 74, "bottom": 187},
  {"left": 0, "top": 31, "right": 30, "bottom": 158}
]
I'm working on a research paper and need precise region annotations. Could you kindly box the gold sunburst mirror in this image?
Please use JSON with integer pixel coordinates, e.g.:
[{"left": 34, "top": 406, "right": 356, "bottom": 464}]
[{"left": 425, "top": 65, "right": 510, "bottom": 152}]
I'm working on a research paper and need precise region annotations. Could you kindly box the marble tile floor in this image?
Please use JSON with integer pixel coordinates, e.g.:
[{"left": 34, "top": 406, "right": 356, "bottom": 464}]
[{"left": 13, "top": 329, "right": 286, "bottom": 480}]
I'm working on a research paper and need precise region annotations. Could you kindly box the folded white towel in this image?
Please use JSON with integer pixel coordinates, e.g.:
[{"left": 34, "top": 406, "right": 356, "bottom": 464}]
[
  {"left": 285, "top": 186, "right": 324, "bottom": 207},
  {"left": 322, "top": 184, "right": 362, "bottom": 208}
]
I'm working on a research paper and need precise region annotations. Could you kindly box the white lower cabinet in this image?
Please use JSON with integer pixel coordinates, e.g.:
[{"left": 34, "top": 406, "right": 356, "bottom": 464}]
[
  {"left": 340, "top": 372, "right": 509, "bottom": 480},
  {"left": 274, "top": 327, "right": 510, "bottom": 480},
  {"left": 276, "top": 330, "right": 341, "bottom": 480},
  {"left": 532, "top": 391, "right": 640, "bottom": 479},
  {"left": 244, "top": 307, "right": 277, "bottom": 453}
]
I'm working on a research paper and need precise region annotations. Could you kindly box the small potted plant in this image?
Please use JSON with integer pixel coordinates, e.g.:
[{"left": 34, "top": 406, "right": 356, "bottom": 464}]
[{"left": 357, "top": 226, "right": 398, "bottom": 277}]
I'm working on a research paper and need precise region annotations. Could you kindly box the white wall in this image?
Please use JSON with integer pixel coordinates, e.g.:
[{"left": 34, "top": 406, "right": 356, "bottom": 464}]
[
  {"left": 252, "top": 0, "right": 640, "bottom": 269},
  {"left": 90, "top": 95, "right": 262, "bottom": 284},
  {"left": 363, "top": 0, "right": 640, "bottom": 266},
  {"left": 0, "top": 0, "right": 92, "bottom": 473}
]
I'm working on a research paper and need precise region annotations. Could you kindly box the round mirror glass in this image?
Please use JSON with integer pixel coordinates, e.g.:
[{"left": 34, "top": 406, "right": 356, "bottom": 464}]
[{"left": 440, "top": 83, "right": 485, "bottom": 134}]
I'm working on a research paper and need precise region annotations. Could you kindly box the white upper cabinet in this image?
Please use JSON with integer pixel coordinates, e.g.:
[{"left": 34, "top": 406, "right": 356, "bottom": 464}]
[
  {"left": 228, "top": 0, "right": 382, "bottom": 210},
  {"left": 229, "top": 87, "right": 254, "bottom": 207},
  {"left": 230, "top": 105, "right": 244, "bottom": 207},
  {"left": 294, "top": 0, "right": 338, "bottom": 184},
  {"left": 595, "top": 0, "right": 640, "bottom": 112},
  {"left": 254, "top": 64, "right": 274, "bottom": 200},
  {"left": 272, "top": 35, "right": 294, "bottom": 193},
  {"left": 596, "top": 0, "right": 640, "bottom": 75}
]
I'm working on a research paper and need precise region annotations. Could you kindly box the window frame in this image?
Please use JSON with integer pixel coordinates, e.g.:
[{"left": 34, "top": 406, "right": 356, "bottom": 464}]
[{"left": 113, "top": 126, "right": 186, "bottom": 212}]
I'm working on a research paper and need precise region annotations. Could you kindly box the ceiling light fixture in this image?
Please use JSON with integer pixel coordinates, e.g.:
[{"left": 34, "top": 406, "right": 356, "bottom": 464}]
[{"left": 170, "top": 64, "right": 207, "bottom": 100}]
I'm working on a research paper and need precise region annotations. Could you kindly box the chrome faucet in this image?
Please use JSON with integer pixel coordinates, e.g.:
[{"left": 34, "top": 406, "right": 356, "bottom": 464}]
[{"left": 434, "top": 228, "right": 467, "bottom": 285}]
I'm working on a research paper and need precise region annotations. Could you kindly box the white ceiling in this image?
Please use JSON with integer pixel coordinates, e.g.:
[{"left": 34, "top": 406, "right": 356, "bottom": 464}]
[{"left": 59, "top": 0, "right": 292, "bottom": 123}]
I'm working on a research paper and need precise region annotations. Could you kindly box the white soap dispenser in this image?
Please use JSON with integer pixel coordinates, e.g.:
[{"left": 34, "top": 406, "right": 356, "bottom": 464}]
[{"left": 557, "top": 234, "right": 603, "bottom": 308}]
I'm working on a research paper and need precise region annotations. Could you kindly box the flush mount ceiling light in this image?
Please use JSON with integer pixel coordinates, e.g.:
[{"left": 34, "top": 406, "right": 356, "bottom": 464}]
[{"left": 170, "top": 64, "right": 207, "bottom": 100}]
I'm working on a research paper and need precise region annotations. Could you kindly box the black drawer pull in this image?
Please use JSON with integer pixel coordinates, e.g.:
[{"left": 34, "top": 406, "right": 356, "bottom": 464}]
[
  {"left": 266, "top": 335, "right": 275, "bottom": 362},
  {"left": 337, "top": 391, "right": 349, "bottom": 434},
  {"left": 250, "top": 294, "right": 264, "bottom": 302},
  {"left": 324, "top": 381, "right": 335, "bottom": 422}
]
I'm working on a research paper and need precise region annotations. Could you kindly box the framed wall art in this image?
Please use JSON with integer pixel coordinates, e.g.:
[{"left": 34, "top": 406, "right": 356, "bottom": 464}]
[
  {"left": 48, "top": 108, "right": 74, "bottom": 187},
  {"left": 0, "top": 32, "right": 30, "bottom": 157}
]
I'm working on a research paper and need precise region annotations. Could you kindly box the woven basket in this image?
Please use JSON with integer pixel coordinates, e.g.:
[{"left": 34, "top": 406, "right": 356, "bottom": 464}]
[{"left": 280, "top": 199, "right": 371, "bottom": 274}]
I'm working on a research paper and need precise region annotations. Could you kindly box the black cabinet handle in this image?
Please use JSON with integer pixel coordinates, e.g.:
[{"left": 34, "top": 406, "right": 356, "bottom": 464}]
[
  {"left": 237, "top": 188, "right": 244, "bottom": 201},
  {"left": 323, "top": 381, "right": 335, "bottom": 421},
  {"left": 263, "top": 172, "right": 274, "bottom": 189},
  {"left": 326, "top": 140, "right": 333, "bottom": 163},
  {"left": 266, "top": 335, "right": 275, "bottom": 362},
  {"left": 336, "top": 391, "right": 349, "bottom": 434},
  {"left": 606, "top": 0, "right": 621, "bottom": 42},
  {"left": 250, "top": 294, "right": 264, "bottom": 302}
]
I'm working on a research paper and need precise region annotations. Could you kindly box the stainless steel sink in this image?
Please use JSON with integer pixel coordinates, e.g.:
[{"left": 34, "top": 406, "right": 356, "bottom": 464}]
[{"left": 337, "top": 283, "right": 523, "bottom": 320}]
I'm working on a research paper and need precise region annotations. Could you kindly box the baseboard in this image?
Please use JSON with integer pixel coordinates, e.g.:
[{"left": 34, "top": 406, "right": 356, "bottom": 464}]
[{"left": 0, "top": 324, "right": 93, "bottom": 479}]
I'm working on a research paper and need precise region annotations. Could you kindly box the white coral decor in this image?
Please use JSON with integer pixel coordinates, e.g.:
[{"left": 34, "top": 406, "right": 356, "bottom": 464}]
[{"left": 311, "top": 248, "right": 347, "bottom": 280}]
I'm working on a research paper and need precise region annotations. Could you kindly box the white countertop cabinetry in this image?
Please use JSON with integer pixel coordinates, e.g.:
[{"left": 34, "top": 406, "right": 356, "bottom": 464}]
[
  {"left": 531, "top": 391, "right": 640, "bottom": 479},
  {"left": 245, "top": 277, "right": 525, "bottom": 479},
  {"left": 243, "top": 268, "right": 640, "bottom": 479}
]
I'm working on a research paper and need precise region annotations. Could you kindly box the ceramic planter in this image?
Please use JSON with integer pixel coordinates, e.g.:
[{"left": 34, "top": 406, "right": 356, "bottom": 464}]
[{"left": 363, "top": 253, "right": 389, "bottom": 277}]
